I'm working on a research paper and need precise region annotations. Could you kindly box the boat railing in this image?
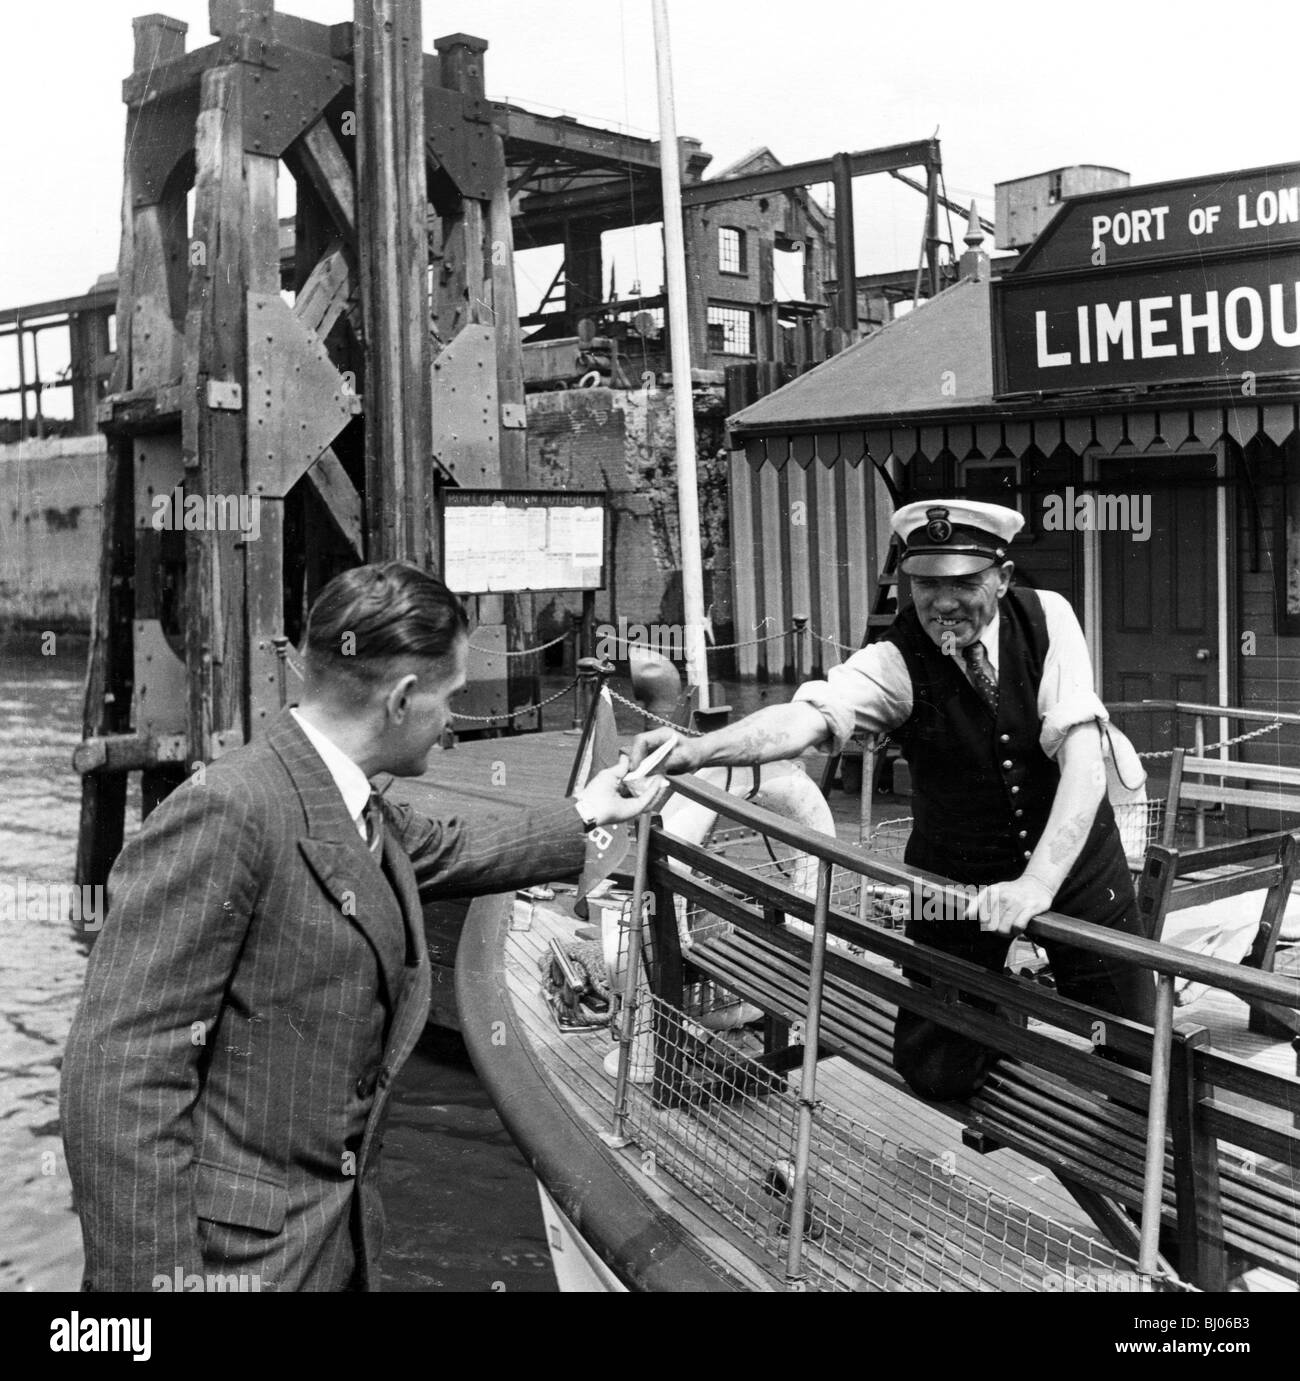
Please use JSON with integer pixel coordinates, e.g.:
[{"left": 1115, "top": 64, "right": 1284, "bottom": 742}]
[
  {"left": 1108, "top": 699, "right": 1300, "bottom": 848},
  {"left": 610, "top": 773, "right": 1300, "bottom": 1291}
]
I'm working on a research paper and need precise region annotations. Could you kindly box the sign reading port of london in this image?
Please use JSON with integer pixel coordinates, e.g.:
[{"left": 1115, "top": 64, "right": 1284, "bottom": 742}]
[
  {"left": 992, "top": 162, "right": 1300, "bottom": 395},
  {"left": 442, "top": 489, "right": 607, "bottom": 594}
]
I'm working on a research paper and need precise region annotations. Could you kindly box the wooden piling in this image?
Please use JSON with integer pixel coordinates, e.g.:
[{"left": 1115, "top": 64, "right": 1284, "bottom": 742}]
[{"left": 354, "top": 0, "right": 433, "bottom": 567}]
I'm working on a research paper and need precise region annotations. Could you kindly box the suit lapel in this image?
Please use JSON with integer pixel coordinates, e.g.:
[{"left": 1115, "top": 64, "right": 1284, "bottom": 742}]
[
  {"left": 268, "top": 711, "right": 408, "bottom": 1006},
  {"left": 373, "top": 796, "right": 432, "bottom": 1071}
]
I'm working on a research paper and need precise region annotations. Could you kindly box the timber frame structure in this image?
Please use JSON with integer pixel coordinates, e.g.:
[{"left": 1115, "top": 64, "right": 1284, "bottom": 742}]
[
  {"left": 71, "top": 1, "right": 954, "bottom": 891},
  {"left": 75, "top": 1, "right": 527, "bottom": 888}
]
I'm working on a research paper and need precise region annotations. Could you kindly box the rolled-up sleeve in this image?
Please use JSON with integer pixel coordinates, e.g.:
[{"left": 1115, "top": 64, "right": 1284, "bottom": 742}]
[
  {"left": 793, "top": 642, "right": 913, "bottom": 752},
  {"left": 1036, "top": 590, "right": 1109, "bottom": 759}
]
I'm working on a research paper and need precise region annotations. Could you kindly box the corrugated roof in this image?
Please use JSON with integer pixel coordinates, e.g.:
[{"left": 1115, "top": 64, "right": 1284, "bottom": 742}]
[{"left": 728, "top": 274, "right": 994, "bottom": 435}]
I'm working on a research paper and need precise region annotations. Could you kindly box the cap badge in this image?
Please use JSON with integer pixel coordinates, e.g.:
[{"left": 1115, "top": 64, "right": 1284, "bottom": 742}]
[{"left": 924, "top": 506, "right": 952, "bottom": 543}]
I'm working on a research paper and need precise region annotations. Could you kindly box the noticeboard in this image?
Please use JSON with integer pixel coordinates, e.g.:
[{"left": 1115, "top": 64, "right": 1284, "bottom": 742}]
[{"left": 442, "top": 489, "right": 607, "bottom": 594}]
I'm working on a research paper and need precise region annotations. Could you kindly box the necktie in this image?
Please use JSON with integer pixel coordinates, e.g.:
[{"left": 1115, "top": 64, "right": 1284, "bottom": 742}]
[
  {"left": 364, "top": 792, "right": 385, "bottom": 859},
  {"left": 962, "top": 640, "right": 999, "bottom": 714}
]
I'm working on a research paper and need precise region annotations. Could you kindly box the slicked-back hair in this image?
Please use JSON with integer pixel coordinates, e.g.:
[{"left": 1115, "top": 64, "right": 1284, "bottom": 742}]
[{"left": 304, "top": 562, "right": 468, "bottom": 690}]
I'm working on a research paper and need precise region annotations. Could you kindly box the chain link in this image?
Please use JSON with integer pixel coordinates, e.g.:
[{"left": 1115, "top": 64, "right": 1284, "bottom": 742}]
[
  {"left": 467, "top": 629, "right": 571, "bottom": 659},
  {"left": 706, "top": 626, "right": 796, "bottom": 653},
  {"left": 605, "top": 685, "right": 703, "bottom": 735},
  {"left": 806, "top": 627, "right": 859, "bottom": 655},
  {"left": 450, "top": 676, "right": 581, "bottom": 724},
  {"left": 1136, "top": 718, "right": 1284, "bottom": 759},
  {"left": 596, "top": 625, "right": 797, "bottom": 660}
]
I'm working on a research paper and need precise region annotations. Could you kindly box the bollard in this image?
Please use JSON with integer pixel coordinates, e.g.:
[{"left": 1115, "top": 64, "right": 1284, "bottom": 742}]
[{"left": 791, "top": 615, "right": 808, "bottom": 686}]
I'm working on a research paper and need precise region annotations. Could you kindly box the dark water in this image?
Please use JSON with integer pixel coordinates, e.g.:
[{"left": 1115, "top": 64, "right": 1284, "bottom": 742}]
[{"left": 0, "top": 635, "right": 97, "bottom": 1292}]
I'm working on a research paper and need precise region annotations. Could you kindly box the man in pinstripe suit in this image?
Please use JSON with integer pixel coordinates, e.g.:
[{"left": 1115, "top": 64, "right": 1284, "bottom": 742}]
[{"left": 61, "top": 563, "right": 651, "bottom": 1292}]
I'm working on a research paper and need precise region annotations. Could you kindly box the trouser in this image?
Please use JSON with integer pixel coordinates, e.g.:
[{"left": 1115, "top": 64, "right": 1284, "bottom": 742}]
[{"left": 893, "top": 838, "right": 1155, "bottom": 1100}]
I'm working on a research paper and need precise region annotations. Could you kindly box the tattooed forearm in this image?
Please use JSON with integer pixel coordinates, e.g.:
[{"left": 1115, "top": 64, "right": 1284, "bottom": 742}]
[
  {"left": 1047, "top": 811, "right": 1093, "bottom": 866},
  {"left": 694, "top": 703, "right": 830, "bottom": 769},
  {"left": 1025, "top": 725, "right": 1107, "bottom": 889}
]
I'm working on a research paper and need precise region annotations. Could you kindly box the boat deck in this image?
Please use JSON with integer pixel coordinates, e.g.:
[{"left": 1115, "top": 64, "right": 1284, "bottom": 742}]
[
  {"left": 510, "top": 891, "right": 1153, "bottom": 1291},
  {"left": 396, "top": 727, "right": 1298, "bottom": 1290}
]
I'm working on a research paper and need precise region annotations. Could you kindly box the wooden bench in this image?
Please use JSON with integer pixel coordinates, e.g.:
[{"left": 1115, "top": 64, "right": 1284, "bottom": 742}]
[
  {"left": 1163, "top": 743, "right": 1300, "bottom": 841},
  {"left": 636, "top": 776, "right": 1300, "bottom": 1292},
  {"left": 1136, "top": 827, "right": 1300, "bottom": 1036}
]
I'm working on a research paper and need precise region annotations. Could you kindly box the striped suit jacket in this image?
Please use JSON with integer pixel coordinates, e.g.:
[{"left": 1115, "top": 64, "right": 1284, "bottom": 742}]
[{"left": 60, "top": 709, "right": 587, "bottom": 1292}]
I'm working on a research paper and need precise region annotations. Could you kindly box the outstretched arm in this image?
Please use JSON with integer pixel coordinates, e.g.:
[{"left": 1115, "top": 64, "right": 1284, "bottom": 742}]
[
  {"left": 629, "top": 701, "right": 833, "bottom": 775},
  {"left": 393, "top": 761, "right": 660, "bottom": 902}
]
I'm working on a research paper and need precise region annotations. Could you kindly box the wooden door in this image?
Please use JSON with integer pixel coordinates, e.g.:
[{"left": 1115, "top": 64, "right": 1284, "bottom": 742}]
[{"left": 1099, "top": 456, "right": 1221, "bottom": 756}]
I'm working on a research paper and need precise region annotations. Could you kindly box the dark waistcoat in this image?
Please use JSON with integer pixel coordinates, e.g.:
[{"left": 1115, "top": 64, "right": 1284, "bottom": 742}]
[{"left": 882, "top": 586, "right": 1130, "bottom": 919}]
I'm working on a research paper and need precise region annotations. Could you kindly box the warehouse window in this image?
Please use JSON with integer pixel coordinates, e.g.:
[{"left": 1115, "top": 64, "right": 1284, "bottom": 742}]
[
  {"left": 707, "top": 305, "right": 753, "bottom": 356},
  {"left": 718, "top": 226, "right": 746, "bottom": 275}
]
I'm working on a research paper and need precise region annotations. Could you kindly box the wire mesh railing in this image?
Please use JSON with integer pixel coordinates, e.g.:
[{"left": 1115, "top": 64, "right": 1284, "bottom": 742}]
[
  {"left": 618, "top": 995, "right": 1158, "bottom": 1292},
  {"left": 594, "top": 859, "right": 1175, "bottom": 1290}
]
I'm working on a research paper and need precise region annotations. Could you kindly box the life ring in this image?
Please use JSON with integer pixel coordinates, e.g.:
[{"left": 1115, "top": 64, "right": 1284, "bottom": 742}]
[
  {"left": 659, "top": 759, "right": 837, "bottom": 1029},
  {"left": 660, "top": 758, "right": 834, "bottom": 902}
]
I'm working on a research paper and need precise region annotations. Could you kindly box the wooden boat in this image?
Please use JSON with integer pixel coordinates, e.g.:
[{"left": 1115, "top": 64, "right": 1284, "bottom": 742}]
[{"left": 455, "top": 767, "right": 1300, "bottom": 1292}]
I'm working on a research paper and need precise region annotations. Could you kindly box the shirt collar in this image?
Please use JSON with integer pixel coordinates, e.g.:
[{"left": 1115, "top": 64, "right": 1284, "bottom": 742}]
[{"left": 290, "top": 708, "right": 373, "bottom": 833}]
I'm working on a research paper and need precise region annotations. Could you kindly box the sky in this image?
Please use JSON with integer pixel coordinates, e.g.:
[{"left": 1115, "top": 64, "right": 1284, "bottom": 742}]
[{"left": 1, "top": 1, "right": 1297, "bottom": 326}]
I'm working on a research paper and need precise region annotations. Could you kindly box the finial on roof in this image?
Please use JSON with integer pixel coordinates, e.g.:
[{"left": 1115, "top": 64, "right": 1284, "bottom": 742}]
[
  {"left": 958, "top": 201, "right": 989, "bottom": 282},
  {"left": 964, "top": 200, "right": 984, "bottom": 251}
]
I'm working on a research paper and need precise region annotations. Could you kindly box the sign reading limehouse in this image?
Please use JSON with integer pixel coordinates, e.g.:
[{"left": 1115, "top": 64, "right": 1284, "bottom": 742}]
[{"left": 992, "top": 162, "right": 1300, "bottom": 396}]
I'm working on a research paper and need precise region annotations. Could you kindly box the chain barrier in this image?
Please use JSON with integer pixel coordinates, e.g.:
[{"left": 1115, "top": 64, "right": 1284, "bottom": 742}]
[
  {"left": 1136, "top": 718, "right": 1284, "bottom": 759},
  {"left": 705, "top": 626, "right": 795, "bottom": 654},
  {"left": 289, "top": 620, "right": 1285, "bottom": 759},
  {"left": 605, "top": 685, "right": 703, "bottom": 736},
  {"left": 806, "top": 627, "right": 859, "bottom": 656},
  {"left": 595, "top": 625, "right": 798, "bottom": 660},
  {"left": 467, "top": 629, "right": 571, "bottom": 659},
  {"left": 449, "top": 676, "right": 581, "bottom": 725}
]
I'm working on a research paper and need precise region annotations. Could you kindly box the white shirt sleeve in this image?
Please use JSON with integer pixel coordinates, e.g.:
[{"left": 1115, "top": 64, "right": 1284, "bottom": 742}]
[
  {"left": 793, "top": 589, "right": 1106, "bottom": 759},
  {"left": 1036, "top": 589, "right": 1109, "bottom": 759},
  {"left": 792, "top": 642, "right": 914, "bottom": 752}
]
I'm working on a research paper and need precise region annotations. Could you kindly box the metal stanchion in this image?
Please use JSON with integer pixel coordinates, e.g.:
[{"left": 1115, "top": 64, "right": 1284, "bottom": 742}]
[
  {"left": 784, "top": 857, "right": 833, "bottom": 1289},
  {"left": 1138, "top": 972, "right": 1177, "bottom": 1287},
  {"left": 606, "top": 813, "right": 655, "bottom": 1148}
]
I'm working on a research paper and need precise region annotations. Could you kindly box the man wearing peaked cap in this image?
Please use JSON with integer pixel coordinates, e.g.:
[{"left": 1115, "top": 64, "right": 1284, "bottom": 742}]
[{"left": 630, "top": 496, "right": 1154, "bottom": 1102}]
